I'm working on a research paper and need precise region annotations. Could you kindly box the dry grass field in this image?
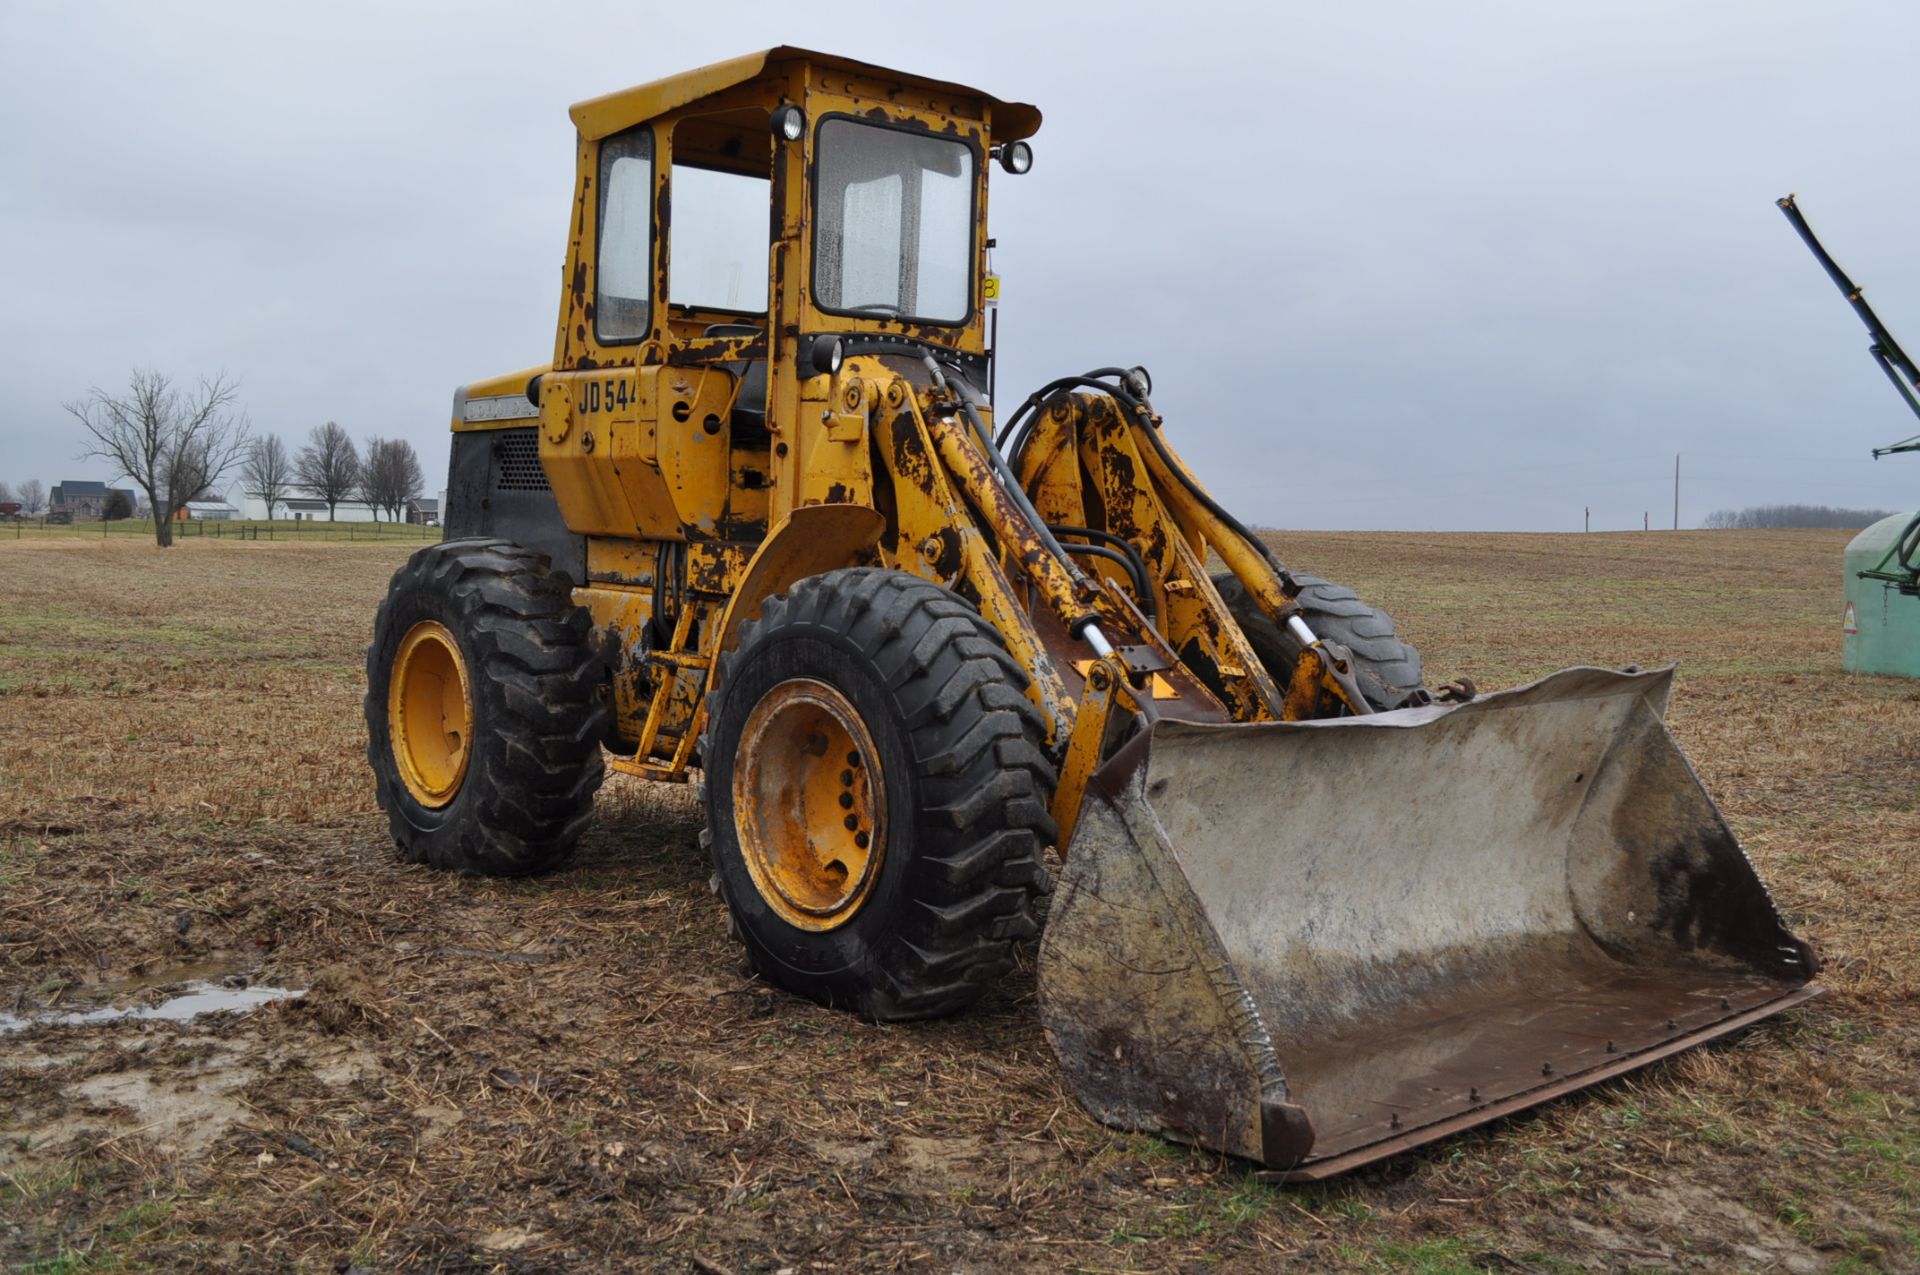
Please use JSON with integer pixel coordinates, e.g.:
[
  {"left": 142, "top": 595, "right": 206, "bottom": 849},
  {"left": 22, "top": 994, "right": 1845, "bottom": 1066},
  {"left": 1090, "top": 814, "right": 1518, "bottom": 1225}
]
[{"left": 1, "top": 529, "right": 1915, "bottom": 1272}]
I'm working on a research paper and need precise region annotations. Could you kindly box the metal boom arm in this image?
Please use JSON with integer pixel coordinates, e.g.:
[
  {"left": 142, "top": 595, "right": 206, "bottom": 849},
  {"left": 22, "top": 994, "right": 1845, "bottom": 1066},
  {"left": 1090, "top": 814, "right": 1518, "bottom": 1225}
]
[{"left": 1777, "top": 194, "right": 1920, "bottom": 456}]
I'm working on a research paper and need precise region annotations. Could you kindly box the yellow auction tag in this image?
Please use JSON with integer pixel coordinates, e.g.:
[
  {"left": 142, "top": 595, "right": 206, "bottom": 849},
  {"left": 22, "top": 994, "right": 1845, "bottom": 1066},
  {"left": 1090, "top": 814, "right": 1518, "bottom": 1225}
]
[{"left": 983, "top": 274, "right": 1001, "bottom": 305}]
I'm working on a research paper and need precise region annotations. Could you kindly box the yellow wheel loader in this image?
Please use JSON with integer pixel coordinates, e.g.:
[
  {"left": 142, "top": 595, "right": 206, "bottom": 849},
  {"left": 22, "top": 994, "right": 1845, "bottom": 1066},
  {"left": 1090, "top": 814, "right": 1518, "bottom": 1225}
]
[{"left": 366, "top": 47, "right": 1818, "bottom": 1178}]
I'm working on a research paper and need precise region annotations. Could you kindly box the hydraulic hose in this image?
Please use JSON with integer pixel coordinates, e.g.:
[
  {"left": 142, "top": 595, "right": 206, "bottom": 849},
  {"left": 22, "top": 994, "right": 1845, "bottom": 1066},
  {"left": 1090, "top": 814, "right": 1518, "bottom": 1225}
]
[
  {"left": 1112, "top": 382, "right": 1297, "bottom": 588},
  {"left": 998, "top": 367, "right": 1299, "bottom": 592},
  {"left": 1055, "top": 541, "right": 1156, "bottom": 627},
  {"left": 1050, "top": 525, "right": 1156, "bottom": 627},
  {"left": 926, "top": 356, "right": 1091, "bottom": 593},
  {"left": 997, "top": 370, "right": 1136, "bottom": 457}
]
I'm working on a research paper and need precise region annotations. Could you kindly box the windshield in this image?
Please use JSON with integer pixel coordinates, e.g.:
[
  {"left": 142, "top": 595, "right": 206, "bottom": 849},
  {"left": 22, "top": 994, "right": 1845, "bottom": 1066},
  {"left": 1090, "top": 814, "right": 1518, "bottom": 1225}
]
[{"left": 813, "top": 118, "right": 975, "bottom": 324}]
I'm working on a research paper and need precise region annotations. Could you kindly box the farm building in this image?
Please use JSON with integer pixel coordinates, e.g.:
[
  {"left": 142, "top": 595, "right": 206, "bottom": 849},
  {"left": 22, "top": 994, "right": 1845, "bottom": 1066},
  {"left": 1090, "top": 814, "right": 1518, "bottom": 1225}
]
[
  {"left": 50, "top": 479, "right": 134, "bottom": 519},
  {"left": 178, "top": 499, "right": 238, "bottom": 521},
  {"left": 230, "top": 486, "right": 382, "bottom": 522}
]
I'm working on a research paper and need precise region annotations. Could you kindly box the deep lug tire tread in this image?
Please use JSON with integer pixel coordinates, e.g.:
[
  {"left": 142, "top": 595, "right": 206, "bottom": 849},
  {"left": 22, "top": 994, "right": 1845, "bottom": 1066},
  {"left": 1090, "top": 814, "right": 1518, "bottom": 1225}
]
[
  {"left": 365, "top": 537, "right": 607, "bottom": 876},
  {"left": 701, "top": 567, "right": 1056, "bottom": 1022},
  {"left": 1212, "top": 570, "right": 1424, "bottom": 710}
]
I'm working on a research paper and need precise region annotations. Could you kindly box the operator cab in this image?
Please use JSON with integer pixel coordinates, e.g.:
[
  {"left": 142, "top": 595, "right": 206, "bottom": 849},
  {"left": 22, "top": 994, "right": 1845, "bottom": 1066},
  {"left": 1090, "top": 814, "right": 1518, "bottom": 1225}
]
[{"left": 560, "top": 46, "right": 1039, "bottom": 440}]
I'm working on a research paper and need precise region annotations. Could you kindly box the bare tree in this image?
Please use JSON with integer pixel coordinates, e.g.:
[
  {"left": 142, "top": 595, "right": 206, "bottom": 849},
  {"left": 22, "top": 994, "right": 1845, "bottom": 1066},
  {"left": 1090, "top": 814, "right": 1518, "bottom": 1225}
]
[
  {"left": 20, "top": 479, "right": 47, "bottom": 515},
  {"left": 65, "top": 369, "right": 250, "bottom": 548},
  {"left": 388, "top": 439, "right": 424, "bottom": 521},
  {"left": 356, "top": 436, "right": 387, "bottom": 523},
  {"left": 243, "top": 434, "right": 295, "bottom": 520},
  {"left": 359, "top": 437, "right": 425, "bottom": 522},
  {"left": 296, "top": 422, "right": 359, "bottom": 522},
  {"left": 0, "top": 482, "right": 12, "bottom": 506}
]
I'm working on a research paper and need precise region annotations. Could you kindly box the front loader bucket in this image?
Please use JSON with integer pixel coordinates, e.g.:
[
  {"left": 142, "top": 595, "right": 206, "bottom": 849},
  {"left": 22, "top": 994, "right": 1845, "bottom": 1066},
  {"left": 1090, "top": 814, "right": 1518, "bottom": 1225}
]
[{"left": 1038, "top": 666, "right": 1818, "bottom": 1179}]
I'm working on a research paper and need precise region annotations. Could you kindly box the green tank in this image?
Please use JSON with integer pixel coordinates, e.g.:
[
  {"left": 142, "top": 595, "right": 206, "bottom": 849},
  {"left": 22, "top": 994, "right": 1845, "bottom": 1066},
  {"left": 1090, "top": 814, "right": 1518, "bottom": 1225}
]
[{"left": 1843, "top": 513, "right": 1920, "bottom": 678}]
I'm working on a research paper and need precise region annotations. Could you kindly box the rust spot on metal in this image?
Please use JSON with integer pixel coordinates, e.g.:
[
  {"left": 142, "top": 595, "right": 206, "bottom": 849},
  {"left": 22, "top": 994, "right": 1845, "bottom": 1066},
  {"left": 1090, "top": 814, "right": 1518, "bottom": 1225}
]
[{"left": 888, "top": 410, "right": 936, "bottom": 494}]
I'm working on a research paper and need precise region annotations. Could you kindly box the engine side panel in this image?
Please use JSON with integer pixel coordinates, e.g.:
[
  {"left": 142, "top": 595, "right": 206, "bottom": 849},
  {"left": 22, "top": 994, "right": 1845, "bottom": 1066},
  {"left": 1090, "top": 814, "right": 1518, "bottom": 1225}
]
[{"left": 444, "top": 427, "right": 587, "bottom": 583}]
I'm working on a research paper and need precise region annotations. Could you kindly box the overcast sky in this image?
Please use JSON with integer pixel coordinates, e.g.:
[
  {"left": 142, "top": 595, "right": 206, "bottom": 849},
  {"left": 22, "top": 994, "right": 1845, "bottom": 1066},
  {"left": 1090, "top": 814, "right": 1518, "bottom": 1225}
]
[{"left": 4, "top": 0, "right": 1919, "bottom": 530}]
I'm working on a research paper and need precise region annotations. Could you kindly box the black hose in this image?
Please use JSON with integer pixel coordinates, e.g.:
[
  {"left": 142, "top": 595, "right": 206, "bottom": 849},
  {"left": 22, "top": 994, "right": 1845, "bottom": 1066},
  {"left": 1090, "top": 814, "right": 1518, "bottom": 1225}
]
[
  {"left": 998, "top": 367, "right": 1299, "bottom": 594},
  {"left": 1051, "top": 528, "right": 1156, "bottom": 627},
  {"left": 994, "top": 368, "right": 1135, "bottom": 450},
  {"left": 1051, "top": 524, "right": 1150, "bottom": 585},
  {"left": 939, "top": 370, "right": 1091, "bottom": 591},
  {"left": 1110, "top": 381, "right": 1296, "bottom": 588},
  {"left": 998, "top": 371, "right": 1135, "bottom": 460}
]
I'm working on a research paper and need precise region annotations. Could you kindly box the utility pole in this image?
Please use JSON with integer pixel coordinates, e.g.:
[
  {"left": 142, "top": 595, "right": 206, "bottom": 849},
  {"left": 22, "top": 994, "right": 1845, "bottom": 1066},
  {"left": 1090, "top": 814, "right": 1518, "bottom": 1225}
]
[
  {"left": 1584, "top": 506, "right": 1590, "bottom": 533},
  {"left": 1643, "top": 511, "right": 1649, "bottom": 532},
  {"left": 1672, "top": 454, "right": 1680, "bottom": 531}
]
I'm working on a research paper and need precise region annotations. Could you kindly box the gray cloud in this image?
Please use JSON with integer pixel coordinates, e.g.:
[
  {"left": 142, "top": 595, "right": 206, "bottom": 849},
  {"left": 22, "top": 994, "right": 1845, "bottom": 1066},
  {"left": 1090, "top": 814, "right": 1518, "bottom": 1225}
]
[{"left": 3, "top": 0, "right": 1917, "bottom": 530}]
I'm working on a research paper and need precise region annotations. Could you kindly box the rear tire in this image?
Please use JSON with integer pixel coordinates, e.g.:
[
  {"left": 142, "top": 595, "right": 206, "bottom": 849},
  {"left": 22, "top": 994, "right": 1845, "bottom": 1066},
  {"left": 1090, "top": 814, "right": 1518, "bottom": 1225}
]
[
  {"left": 1212, "top": 571, "right": 1423, "bottom": 711},
  {"left": 365, "top": 538, "right": 607, "bottom": 875},
  {"left": 701, "top": 567, "right": 1057, "bottom": 1021}
]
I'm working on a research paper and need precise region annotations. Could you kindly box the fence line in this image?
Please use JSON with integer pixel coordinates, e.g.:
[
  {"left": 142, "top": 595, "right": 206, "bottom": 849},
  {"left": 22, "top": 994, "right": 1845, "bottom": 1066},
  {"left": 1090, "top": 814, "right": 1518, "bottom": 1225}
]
[{"left": 7, "top": 517, "right": 443, "bottom": 543}]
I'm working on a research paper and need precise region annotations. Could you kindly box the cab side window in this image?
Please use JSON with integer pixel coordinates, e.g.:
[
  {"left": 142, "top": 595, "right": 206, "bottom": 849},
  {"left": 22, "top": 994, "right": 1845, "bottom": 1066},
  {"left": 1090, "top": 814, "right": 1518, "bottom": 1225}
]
[{"left": 597, "top": 128, "right": 653, "bottom": 342}]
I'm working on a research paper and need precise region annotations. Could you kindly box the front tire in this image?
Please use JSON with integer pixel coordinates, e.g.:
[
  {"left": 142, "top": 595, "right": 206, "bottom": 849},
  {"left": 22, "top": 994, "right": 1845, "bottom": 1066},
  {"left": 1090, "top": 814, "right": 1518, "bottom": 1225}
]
[
  {"left": 365, "top": 538, "right": 607, "bottom": 875},
  {"left": 701, "top": 568, "right": 1056, "bottom": 1021},
  {"left": 1212, "top": 571, "right": 1424, "bottom": 711}
]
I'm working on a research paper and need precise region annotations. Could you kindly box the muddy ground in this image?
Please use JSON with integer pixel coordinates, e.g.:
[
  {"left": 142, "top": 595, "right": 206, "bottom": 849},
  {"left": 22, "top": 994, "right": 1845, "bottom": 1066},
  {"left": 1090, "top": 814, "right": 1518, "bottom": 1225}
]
[{"left": 1, "top": 530, "right": 1915, "bottom": 1272}]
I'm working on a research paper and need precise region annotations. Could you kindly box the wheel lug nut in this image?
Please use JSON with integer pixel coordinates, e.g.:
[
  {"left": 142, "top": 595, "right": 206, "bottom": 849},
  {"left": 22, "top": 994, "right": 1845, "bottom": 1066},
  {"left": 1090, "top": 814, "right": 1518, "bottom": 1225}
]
[
  {"left": 840, "top": 769, "right": 854, "bottom": 785},
  {"left": 846, "top": 751, "right": 861, "bottom": 768},
  {"left": 838, "top": 791, "right": 854, "bottom": 810},
  {"left": 843, "top": 814, "right": 859, "bottom": 831},
  {"left": 855, "top": 831, "right": 870, "bottom": 850}
]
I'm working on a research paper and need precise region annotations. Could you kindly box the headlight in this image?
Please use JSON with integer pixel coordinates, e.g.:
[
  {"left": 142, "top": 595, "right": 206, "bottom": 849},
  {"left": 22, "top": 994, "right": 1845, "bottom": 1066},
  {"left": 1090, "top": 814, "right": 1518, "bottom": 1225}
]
[
  {"left": 803, "top": 335, "right": 844, "bottom": 378},
  {"left": 996, "top": 140, "right": 1033, "bottom": 175},
  {"left": 772, "top": 105, "right": 806, "bottom": 142}
]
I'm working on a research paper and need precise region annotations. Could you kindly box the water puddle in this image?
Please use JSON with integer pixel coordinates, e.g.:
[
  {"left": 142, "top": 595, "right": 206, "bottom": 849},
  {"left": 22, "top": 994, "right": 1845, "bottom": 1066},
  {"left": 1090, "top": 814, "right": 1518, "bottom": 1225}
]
[{"left": 1, "top": 966, "right": 303, "bottom": 1034}]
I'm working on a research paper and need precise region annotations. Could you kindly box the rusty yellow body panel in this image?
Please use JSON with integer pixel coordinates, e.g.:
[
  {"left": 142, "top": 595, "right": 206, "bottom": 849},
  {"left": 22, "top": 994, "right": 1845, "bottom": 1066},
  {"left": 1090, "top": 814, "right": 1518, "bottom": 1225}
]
[
  {"left": 451, "top": 365, "right": 546, "bottom": 432},
  {"left": 426, "top": 48, "right": 1817, "bottom": 1182},
  {"left": 574, "top": 539, "right": 666, "bottom": 745},
  {"left": 710, "top": 505, "right": 884, "bottom": 660}
]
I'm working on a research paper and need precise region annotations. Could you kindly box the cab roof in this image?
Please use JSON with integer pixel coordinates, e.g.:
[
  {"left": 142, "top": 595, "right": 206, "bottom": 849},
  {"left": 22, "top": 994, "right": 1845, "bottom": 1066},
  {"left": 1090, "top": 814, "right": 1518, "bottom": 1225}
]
[{"left": 567, "top": 46, "right": 1041, "bottom": 144}]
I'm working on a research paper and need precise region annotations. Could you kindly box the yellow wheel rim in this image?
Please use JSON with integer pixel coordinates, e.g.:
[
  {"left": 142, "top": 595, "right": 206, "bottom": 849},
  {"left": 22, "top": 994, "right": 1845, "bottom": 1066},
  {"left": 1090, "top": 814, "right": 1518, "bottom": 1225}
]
[
  {"left": 733, "top": 678, "right": 887, "bottom": 932},
  {"left": 389, "top": 620, "right": 473, "bottom": 808}
]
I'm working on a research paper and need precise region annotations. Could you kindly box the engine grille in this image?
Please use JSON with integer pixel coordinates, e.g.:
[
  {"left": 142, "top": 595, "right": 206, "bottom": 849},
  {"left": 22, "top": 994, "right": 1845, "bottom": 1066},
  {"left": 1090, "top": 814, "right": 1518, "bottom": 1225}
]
[{"left": 493, "top": 428, "right": 550, "bottom": 492}]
